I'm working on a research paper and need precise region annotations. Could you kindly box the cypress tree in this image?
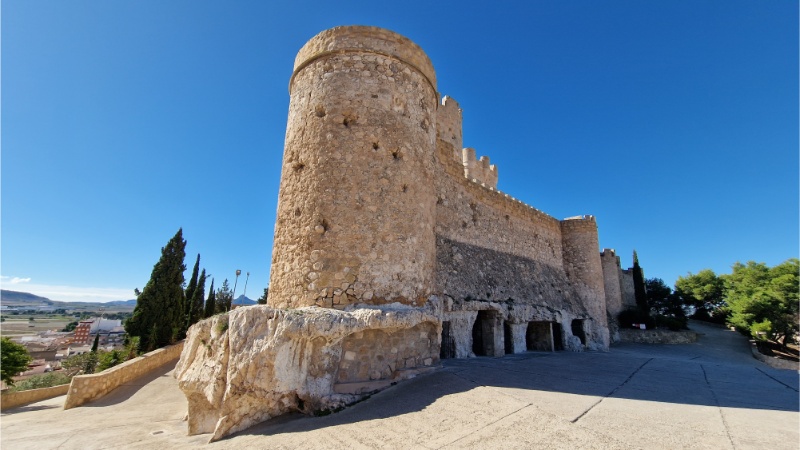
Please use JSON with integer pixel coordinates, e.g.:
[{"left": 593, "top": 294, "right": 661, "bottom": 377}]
[
  {"left": 125, "top": 228, "right": 187, "bottom": 351},
  {"left": 204, "top": 279, "right": 216, "bottom": 318},
  {"left": 185, "top": 254, "right": 201, "bottom": 315},
  {"left": 181, "top": 254, "right": 201, "bottom": 337},
  {"left": 632, "top": 250, "right": 648, "bottom": 314},
  {"left": 91, "top": 333, "right": 100, "bottom": 352},
  {"left": 187, "top": 269, "right": 207, "bottom": 328}
]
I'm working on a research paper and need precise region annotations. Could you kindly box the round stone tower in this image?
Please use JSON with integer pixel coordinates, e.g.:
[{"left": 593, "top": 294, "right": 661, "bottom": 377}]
[
  {"left": 560, "top": 215, "right": 610, "bottom": 349},
  {"left": 269, "top": 26, "right": 439, "bottom": 309}
]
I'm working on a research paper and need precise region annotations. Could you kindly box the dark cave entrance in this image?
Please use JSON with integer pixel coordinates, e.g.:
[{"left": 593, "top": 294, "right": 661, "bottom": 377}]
[
  {"left": 552, "top": 322, "right": 564, "bottom": 351},
  {"left": 440, "top": 321, "right": 456, "bottom": 359},
  {"left": 526, "top": 321, "right": 553, "bottom": 352},
  {"left": 471, "top": 310, "right": 496, "bottom": 356},
  {"left": 571, "top": 319, "right": 586, "bottom": 346}
]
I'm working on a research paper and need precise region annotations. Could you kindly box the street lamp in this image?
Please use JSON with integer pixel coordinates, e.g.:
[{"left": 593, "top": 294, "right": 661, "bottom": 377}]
[
  {"left": 232, "top": 270, "right": 241, "bottom": 307},
  {"left": 242, "top": 272, "right": 250, "bottom": 300}
]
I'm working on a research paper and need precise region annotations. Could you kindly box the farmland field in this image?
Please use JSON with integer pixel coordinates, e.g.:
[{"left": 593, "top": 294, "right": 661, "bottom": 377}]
[{"left": 1, "top": 316, "right": 73, "bottom": 338}]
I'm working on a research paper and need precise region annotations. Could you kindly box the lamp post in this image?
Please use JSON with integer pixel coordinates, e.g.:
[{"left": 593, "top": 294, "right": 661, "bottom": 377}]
[
  {"left": 232, "top": 270, "right": 241, "bottom": 307},
  {"left": 242, "top": 272, "right": 250, "bottom": 300}
]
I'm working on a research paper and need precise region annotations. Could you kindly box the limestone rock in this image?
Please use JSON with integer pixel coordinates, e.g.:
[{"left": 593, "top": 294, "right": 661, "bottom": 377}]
[{"left": 174, "top": 304, "right": 440, "bottom": 442}]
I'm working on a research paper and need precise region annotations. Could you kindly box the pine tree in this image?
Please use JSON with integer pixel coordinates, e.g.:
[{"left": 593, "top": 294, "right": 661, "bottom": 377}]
[
  {"left": 125, "top": 228, "right": 187, "bottom": 351},
  {"left": 204, "top": 279, "right": 217, "bottom": 318},
  {"left": 216, "top": 279, "right": 233, "bottom": 313},
  {"left": 257, "top": 287, "right": 269, "bottom": 305}
]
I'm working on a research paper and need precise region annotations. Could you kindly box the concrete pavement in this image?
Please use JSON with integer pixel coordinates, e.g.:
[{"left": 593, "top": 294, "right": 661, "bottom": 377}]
[{"left": 2, "top": 320, "right": 798, "bottom": 449}]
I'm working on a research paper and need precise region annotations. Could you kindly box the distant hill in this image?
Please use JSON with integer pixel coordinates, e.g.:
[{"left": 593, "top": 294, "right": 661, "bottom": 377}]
[
  {"left": 0, "top": 290, "right": 54, "bottom": 305},
  {"left": 1, "top": 290, "right": 136, "bottom": 311},
  {"left": 232, "top": 295, "right": 257, "bottom": 306}
]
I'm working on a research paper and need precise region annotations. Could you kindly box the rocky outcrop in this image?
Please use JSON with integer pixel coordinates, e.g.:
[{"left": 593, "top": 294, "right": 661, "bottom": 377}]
[{"left": 174, "top": 304, "right": 441, "bottom": 442}]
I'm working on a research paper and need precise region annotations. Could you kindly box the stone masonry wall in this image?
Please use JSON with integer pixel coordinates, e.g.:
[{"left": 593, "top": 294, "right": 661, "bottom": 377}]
[
  {"left": 337, "top": 322, "right": 438, "bottom": 389},
  {"left": 0, "top": 384, "right": 70, "bottom": 411},
  {"left": 600, "top": 249, "right": 624, "bottom": 318},
  {"left": 559, "top": 217, "right": 609, "bottom": 349},
  {"left": 600, "top": 248, "right": 624, "bottom": 342},
  {"left": 620, "top": 270, "right": 636, "bottom": 310},
  {"left": 434, "top": 142, "right": 565, "bottom": 270},
  {"left": 270, "top": 26, "right": 438, "bottom": 310},
  {"left": 64, "top": 342, "right": 184, "bottom": 409},
  {"left": 436, "top": 96, "right": 463, "bottom": 152},
  {"left": 462, "top": 148, "right": 498, "bottom": 189},
  {"left": 433, "top": 131, "right": 606, "bottom": 350}
]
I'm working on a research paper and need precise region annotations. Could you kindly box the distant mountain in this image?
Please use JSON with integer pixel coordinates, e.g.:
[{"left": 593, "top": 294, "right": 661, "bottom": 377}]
[
  {"left": 0, "top": 290, "right": 136, "bottom": 310},
  {"left": 232, "top": 295, "right": 257, "bottom": 305},
  {"left": 0, "top": 290, "right": 54, "bottom": 304}
]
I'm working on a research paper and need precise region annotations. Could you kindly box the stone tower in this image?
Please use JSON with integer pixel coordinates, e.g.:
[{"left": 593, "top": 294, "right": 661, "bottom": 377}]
[
  {"left": 560, "top": 215, "right": 610, "bottom": 348},
  {"left": 269, "top": 26, "right": 439, "bottom": 309}
]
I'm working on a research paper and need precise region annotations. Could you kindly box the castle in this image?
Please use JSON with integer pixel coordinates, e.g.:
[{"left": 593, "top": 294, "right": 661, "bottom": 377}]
[{"left": 176, "top": 25, "right": 639, "bottom": 441}]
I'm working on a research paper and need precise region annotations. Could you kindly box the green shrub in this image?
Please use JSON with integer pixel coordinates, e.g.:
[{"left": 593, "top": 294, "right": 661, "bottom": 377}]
[
  {"left": 654, "top": 314, "right": 688, "bottom": 331},
  {"left": 97, "top": 350, "right": 124, "bottom": 371},
  {"left": 10, "top": 372, "right": 72, "bottom": 392},
  {"left": 617, "top": 309, "right": 655, "bottom": 330}
]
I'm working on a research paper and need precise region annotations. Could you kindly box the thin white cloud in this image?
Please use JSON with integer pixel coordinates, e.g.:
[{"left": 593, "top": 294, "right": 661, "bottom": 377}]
[{"left": 0, "top": 276, "right": 32, "bottom": 284}]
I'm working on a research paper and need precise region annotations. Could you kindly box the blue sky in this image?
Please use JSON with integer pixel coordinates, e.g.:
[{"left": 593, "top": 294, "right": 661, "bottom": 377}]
[{"left": 2, "top": 1, "right": 797, "bottom": 302}]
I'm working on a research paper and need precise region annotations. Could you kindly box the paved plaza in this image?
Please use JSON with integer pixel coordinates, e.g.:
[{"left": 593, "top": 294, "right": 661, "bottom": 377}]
[{"left": 2, "top": 321, "right": 798, "bottom": 449}]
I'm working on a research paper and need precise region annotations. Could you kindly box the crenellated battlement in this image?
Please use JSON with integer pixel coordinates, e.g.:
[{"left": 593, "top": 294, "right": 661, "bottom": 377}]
[
  {"left": 436, "top": 96, "right": 463, "bottom": 152},
  {"left": 461, "top": 148, "right": 498, "bottom": 189},
  {"left": 560, "top": 215, "right": 597, "bottom": 230}
]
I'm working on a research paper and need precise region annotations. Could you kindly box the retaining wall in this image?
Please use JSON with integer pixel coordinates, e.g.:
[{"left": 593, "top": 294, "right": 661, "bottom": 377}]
[
  {"left": 0, "top": 384, "right": 70, "bottom": 411},
  {"left": 618, "top": 329, "right": 698, "bottom": 344},
  {"left": 749, "top": 340, "right": 800, "bottom": 371},
  {"left": 63, "top": 342, "right": 184, "bottom": 409}
]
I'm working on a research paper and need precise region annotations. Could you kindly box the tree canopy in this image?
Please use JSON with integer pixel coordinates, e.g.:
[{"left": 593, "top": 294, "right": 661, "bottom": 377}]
[
  {"left": 630, "top": 278, "right": 688, "bottom": 331},
  {"left": 125, "top": 228, "right": 187, "bottom": 351},
  {"left": 216, "top": 279, "right": 233, "bottom": 313},
  {"left": 725, "top": 259, "right": 799, "bottom": 347},
  {"left": 1, "top": 337, "right": 32, "bottom": 386},
  {"left": 674, "top": 269, "right": 726, "bottom": 322},
  {"left": 257, "top": 287, "right": 269, "bottom": 305}
]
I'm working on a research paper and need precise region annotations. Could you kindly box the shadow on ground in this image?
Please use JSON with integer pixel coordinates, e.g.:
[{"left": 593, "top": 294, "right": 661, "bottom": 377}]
[{"left": 231, "top": 320, "right": 798, "bottom": 441}]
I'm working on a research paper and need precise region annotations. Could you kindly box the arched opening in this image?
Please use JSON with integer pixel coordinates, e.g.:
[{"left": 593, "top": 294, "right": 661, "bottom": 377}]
[
  {"left": 552, "top": 322, "right": 564, "bottom": 351},
  {"left": 471, "top": 310, "right": 495, "bottom": 356},
  {"left": 503, "top": 321, "right": 514, "bottom": 354},
  {"left": 526, "top": 321, "right": 553, "bottom": 351},
  {"left": 571, "top": 319, "right": 586, "bottom": 346},
  {"left": 440, "top": 321, "right": 456, "bottom": 359}
]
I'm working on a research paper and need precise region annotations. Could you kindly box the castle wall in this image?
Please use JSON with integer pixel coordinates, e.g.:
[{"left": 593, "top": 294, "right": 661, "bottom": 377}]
[
  {"left": 600, "top": 248, "right": 624, "bottom": 342},
  {"left": 620, "top": 270, "right": 636, "bottom": 310},
  {"left": 560, "top": 217, "right": 610, "bottom": 349},
  {"left": 600, "top": 249, "right": 624, "bottom": 317},
  {"left": 269, "top": 26, "right": 439, "bottom": 309},
  {"left": 432, "top": 132, "right": 606, "bottom": 351}
]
